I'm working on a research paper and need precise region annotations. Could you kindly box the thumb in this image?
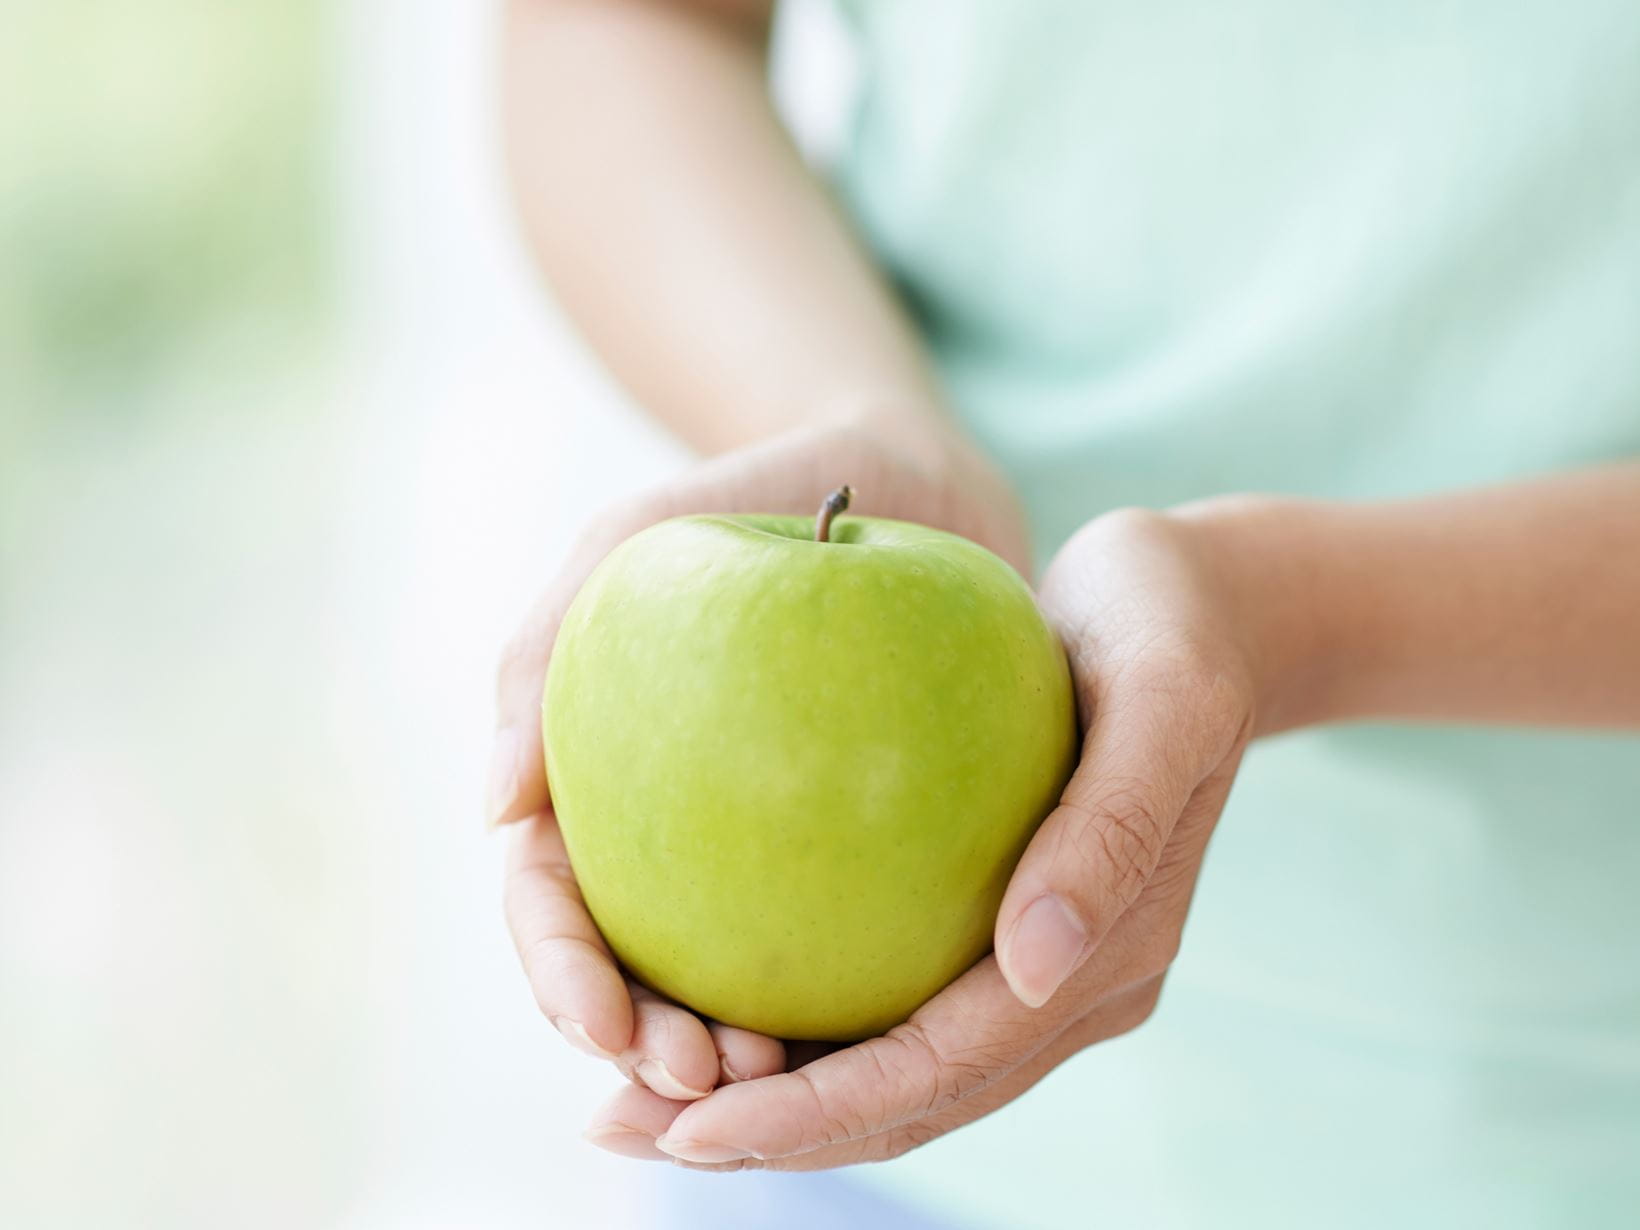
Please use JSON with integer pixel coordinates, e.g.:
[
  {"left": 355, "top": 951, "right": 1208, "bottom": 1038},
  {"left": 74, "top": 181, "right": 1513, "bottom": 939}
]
[{"left": 993, "top": 661, "right": 1246, "bottom": 1008}]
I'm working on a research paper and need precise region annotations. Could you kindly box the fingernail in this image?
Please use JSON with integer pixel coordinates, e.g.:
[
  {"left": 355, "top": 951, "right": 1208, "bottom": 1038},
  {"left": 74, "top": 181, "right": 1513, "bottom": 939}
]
[
  {"left": 485, "top": 728, "right": 520, "bottom": 827},
  {"left": 585, "top": 1124, "right": 669, "bottom": 1161},
  {"left": 654, "top": 1138, "right": 753, "bottom": 1164},
  {"left": 637, "top": 1058, "right": 712, "bottom": 1101},
  {"left": 718, "top": 1054, "right": 748, "bottom": 1083},
  {"left": 1003, "top": 893, "right": 1088, "bottom": 1008},
  {"left": 552, "top": 1015, "right": 618, "bottom": 1061}
]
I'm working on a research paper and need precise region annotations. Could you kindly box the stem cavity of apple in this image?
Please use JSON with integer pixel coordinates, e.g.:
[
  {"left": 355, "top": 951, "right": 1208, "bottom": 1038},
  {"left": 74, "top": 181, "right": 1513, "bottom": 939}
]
[{"left": 815, "top": 485, "right": 854, "bottom": 543}]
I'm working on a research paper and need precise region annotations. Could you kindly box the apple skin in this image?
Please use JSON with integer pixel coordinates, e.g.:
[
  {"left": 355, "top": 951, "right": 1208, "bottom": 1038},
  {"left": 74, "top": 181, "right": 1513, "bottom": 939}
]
[{"left": 543, "top": 513, "right": 1078, "bottom": 1042}]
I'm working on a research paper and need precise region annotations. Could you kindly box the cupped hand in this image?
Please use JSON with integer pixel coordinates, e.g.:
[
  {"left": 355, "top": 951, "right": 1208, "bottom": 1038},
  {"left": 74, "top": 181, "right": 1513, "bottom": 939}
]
[
  {"left": 595, "top": 505, "right": 1289, "bottom": 1169},
  {"left": 493, "top": 409, "right": 1031, "bottom": 1109}
]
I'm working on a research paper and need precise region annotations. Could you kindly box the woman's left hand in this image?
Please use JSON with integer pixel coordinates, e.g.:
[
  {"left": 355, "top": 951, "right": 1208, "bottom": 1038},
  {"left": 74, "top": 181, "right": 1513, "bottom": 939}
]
[{"left": 589, "top": 503, "right": 1308, "bottom": 1169}]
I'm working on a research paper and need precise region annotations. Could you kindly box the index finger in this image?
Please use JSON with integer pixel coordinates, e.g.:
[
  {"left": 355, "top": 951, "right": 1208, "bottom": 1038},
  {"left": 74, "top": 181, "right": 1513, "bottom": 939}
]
[
  {"left": 504, "top": 813, "right": 635, "bottom": 1057},
  {"left": 653, "top": 955, "right": 1073, "bottom": 1164}
]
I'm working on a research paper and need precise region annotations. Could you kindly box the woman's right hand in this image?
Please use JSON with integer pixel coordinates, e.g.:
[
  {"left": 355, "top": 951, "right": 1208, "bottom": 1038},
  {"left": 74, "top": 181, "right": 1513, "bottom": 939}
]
[{"left": 490, "top": 407, "right": 1031, "bottom": 1142}]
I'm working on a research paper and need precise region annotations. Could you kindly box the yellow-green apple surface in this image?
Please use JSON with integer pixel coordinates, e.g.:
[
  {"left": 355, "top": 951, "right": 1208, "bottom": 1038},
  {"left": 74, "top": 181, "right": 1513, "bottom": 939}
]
[{"left": 543, "top": 490, "right": 1078, "bottom": 1041}]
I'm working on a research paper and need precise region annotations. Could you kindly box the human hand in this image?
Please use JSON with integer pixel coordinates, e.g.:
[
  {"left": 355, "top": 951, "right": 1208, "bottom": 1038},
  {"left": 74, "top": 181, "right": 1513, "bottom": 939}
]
[
  {"left": 591, "top": 503, "right": 1306, "bottom": 1168},
  {"left": 493, "top": 408, "right": 1031, "bottom": 1124}
]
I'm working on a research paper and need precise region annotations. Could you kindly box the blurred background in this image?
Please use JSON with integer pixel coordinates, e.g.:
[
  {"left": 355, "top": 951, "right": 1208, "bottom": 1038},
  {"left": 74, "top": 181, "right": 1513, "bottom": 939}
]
[{"left": 0, "top": 1, "right": 857, "bottom": 1225}]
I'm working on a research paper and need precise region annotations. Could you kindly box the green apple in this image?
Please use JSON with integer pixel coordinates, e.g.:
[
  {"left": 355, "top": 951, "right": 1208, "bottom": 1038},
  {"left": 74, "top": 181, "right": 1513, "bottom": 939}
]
[{"left": 543, "top": 491, "right": 1078, "bottom": 1041}]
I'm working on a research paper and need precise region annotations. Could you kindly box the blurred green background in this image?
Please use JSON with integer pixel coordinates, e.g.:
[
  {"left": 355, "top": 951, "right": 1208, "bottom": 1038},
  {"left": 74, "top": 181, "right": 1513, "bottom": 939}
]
[
  {"left": 0, "top": 2, "right": 695, "bottom": 1225},
  {"left": 0, "top": 6, "right": 356, "bottom": 1225},
  {"left": 0, "top": 0, "right": 325, "bottom": 437}
]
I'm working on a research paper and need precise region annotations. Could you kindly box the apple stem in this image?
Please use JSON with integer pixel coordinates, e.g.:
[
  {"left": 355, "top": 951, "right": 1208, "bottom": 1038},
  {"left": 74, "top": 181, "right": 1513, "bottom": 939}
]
[{"left": 814, "top": 485, "right": 853, "bottom": 543}]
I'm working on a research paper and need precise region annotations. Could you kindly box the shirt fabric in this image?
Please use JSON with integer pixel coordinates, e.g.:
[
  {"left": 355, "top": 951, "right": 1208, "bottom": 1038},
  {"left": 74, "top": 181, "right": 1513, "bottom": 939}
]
[{"left": 822, "top": 2, "right": 1640, "bottom": 1226}]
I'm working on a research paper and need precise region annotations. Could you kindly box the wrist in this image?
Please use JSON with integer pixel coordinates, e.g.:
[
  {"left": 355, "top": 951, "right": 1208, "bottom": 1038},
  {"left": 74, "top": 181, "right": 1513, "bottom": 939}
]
[
  {"left": 1167, "top": 493, "right": 1353, "bottom": 736},
  {"left": 813, "top": 391, "right": 972, "bottom": 473}
]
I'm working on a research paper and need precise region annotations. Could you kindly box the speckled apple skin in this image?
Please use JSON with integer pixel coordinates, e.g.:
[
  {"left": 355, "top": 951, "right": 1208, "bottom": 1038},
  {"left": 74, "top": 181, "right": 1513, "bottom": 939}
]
[{"left": 543, "top": 514, "right": 1078, "bottom": 1042}]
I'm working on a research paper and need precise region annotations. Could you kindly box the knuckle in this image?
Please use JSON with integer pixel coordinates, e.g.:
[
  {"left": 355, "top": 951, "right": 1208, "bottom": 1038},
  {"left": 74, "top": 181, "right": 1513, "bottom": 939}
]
[
  {"left": 540, "top": 856, "right": 580, "bottom": 896},
  {"left": 887, "top": 1021, "right": 996, "bottom": 1114},
  {"left": 505, "top": 855, "right": 578, "bottom": 904},
  {"left": 519, "top": 932, "right": 597, "bottom": 1002},
  {"left": 792, "top": 1067, "right": 870, "bottom": 1145},
  {"left": 1057, "top": 781, "right": 1166, "bottom": 905},
  {"left": 1102, "top": 784, "right": 1167, "bottom": 861},
  {"left": 806, "top": 1022, "right": 1003, "bottom": 1152},
  {"left": 635, "top": 1007, "right": 689, "bottom": 1063},
  {"left": 504, "top": 873, "right": 588, "bottom": 955}
]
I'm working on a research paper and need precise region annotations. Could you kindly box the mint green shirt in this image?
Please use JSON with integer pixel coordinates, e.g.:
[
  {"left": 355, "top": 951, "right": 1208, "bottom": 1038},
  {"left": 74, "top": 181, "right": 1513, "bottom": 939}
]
[{"left": 831, "top": 2, "right": 1640, "bottom": 1225}]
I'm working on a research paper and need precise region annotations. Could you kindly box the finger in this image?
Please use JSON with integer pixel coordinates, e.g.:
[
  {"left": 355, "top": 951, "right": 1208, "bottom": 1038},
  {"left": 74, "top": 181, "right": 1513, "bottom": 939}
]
[
  {"left": 993, "top": 655, "right": 1248, "bottom": 1009},
  {"left": 617, "top": 984, "right": 720, "bottom": 1102},
  {"left": 583, "top": 1081, "right": 757, "bottom": 1173},
  {"left": 583, "top": 1082, "right": 689, "bottom": 1162},
  {"left": 708, "top": 1022, "right": 786, "bottom": 1084},
  {"left": 488, "top": 592, "right": 564, "bottom": 828},
  {"left": 654, "top": 953, "right": 1072, "bottom": 1164},
  {"left": 487, "top": 560, "right": 589, "bottom": 828},
  {"left": 586, "top": 976, "right": 1165, "bottom": 1172},
  {"left": 488, "top": 512, "right": 644, "bottom": 829},
  {"left": 754, "top": 976, "right": 1166, "bottom": 1172},
  {"left": 504, "top": 814, "right": 634, "bottom": 1057}
]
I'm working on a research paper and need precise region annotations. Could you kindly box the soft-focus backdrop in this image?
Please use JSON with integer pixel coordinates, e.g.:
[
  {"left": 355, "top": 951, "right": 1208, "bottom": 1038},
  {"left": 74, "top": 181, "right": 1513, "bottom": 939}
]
[{"left": 0, "top": 2, "right": 848, "bottom": 1225}]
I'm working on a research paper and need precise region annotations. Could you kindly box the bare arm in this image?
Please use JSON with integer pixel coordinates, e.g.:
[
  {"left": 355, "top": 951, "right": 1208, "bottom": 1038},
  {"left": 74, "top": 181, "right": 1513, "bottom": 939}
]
[
  {"left": 1187, "top": 462, "right": 1640, "bottom": 733},
  {"left": 504, "top": 0, "right": 946, "bottom": 455}
]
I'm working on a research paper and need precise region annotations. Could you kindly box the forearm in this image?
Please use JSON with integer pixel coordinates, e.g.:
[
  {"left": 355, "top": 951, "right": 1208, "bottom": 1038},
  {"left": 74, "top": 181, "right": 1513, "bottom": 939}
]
[
  {"left": 1183, "top": 462, "right": 1640, "bottom": 734},
  {"left": 504, "top": 0, "right": 946, "bottom": 456}
]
